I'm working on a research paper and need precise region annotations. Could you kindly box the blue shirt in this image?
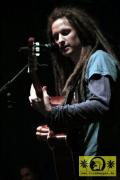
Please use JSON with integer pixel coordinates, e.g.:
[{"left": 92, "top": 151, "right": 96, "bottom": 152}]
[
  {"left": 85, "top": 50, "right": 117, "bottom": 81},
  {"left": 48, "top": 50, "right": 120, "bottom": 156},
  {"left": 83, "top": 50, "right": 118, "bottom": 155}
]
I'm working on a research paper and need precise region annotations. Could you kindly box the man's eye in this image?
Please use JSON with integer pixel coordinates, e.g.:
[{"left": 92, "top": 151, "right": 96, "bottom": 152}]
[
  {"left": 62, "top": 29, "right": 71, "bottom": 36},
  {"left": 53, "top": 34, "right": 58, "bottom": 41}
]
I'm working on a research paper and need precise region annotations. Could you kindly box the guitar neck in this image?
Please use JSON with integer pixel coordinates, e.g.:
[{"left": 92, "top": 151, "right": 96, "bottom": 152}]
[{"left": 28, "top": 54, "right": 43, "bottom": 98}]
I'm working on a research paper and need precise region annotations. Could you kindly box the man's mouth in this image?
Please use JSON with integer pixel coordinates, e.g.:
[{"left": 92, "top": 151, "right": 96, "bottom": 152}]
[{"left": 60, "top": 45, "right": 69, "bottom": 50}]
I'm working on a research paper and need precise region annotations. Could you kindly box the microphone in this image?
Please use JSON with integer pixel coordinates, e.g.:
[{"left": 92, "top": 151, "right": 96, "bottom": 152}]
[
  {"left": 18, "top": 37, "right": 58, "bottom": 53},
  {"left": 19, "top": 43, "right": 54, "bottom": 51},
  {"left": 39, "top": 43, "right": 54, "bottom": 48}
]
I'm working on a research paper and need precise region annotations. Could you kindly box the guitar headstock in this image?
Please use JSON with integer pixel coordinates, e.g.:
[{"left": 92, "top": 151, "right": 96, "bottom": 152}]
[
  {"left": 27, "top": 37, "right": 40, "bottom": 74},
  {"left": 27, "top": 37, "right": 43, "bottom": 98},
  {"left": 28, "top": 37, "right": 40, "bottom": 57}
]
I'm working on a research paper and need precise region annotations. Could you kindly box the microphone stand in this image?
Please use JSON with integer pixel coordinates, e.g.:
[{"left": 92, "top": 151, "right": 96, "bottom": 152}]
[
  {"left": 0, "top": 62, "right": 48, "bottom": 95},
  {"left": 0, "top": 39, "right": 50, "bottom": 94},
  {"left": 0, "top": 64, "right": 28, "bottom": 94}
]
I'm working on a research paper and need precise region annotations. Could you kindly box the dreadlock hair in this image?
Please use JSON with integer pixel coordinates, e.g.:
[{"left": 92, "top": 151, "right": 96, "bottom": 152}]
[{"left": 46, "top": 6, "right": 119, "bottom": 103}]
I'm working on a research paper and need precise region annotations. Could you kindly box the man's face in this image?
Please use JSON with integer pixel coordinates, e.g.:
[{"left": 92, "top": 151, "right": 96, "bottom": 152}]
[{"left": 52, "top": 17, "right": 81, "bottom": 60}]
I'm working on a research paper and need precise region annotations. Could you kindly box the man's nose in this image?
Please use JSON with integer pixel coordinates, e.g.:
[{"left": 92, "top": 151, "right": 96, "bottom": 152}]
[{"left": 58, "top": 34, "right": 65, "bottom": 44}]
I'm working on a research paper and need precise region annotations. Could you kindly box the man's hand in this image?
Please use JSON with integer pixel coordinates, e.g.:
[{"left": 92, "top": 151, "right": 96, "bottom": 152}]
[
  {"left": 29, "top": 84, "right": 52, "bottom": 117},
  {"left": 36, "top": 125, "right": 55, "bottom": 140}
]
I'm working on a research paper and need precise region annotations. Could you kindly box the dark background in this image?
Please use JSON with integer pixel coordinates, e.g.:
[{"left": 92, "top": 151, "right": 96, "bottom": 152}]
[{"left": 1, "top": 0, "right": 120, "bottom": 179}]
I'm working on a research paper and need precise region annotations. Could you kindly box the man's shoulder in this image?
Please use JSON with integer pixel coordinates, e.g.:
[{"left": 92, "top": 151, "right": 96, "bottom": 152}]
[{"left": 85, "top": 50, "right": 118, "bottom": 81}]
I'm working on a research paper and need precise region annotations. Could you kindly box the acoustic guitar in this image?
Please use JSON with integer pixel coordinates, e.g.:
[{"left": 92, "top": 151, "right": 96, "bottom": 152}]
[{"left": 27, "top": 37, "right": 77, "bottom": 180}]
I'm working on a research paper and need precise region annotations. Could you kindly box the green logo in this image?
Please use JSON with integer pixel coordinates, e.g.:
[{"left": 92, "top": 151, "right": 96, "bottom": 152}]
[{"left": 79, "top": 156, "right": 116, "bottom": 176}]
